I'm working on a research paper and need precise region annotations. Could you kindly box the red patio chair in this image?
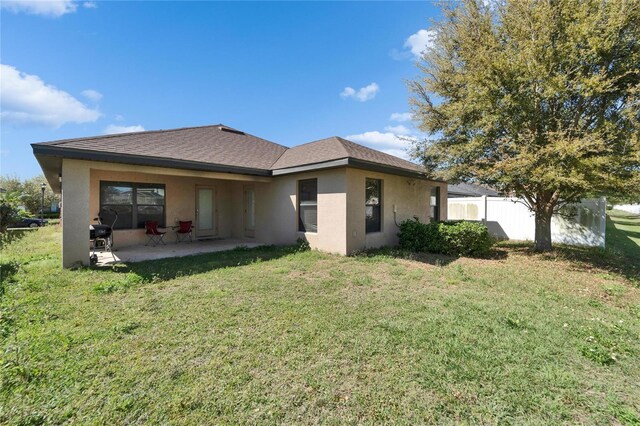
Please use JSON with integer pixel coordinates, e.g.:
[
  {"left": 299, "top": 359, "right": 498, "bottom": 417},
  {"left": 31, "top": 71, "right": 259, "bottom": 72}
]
[
  {"left": 144, "top": 220, "right": 166, "bottom": 246},
  {"left": 175, "top": 220, "right": 193, "bottom": 243}
]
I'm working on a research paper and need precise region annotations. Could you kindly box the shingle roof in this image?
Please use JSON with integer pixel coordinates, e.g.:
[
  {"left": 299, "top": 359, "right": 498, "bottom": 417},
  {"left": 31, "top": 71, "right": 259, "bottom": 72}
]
[
  {"left": 32, "top": 125, "right": 426, "bottom": 177},
  {"left": 271, "top": 136, "right": 424, "bottom": 173},
  {"left": 36, "top": 124, "right": 288, "bottom": 171},
  {"left": 448, "top": 183, "right": 501, "bottom": 197}
]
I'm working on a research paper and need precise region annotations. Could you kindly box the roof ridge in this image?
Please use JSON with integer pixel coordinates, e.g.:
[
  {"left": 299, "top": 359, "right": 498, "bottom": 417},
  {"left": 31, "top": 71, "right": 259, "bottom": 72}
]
[
  {"left": 333, "top": 136, "right": 356, "bottom": 155},
  {"left": 35, "top": 124, "right": 226, "bottom": 146},
  {"left": 331, "top": 136, "right": 352, "bottom": 158},
  {"left": 268, "top": 136, "right": 348, "bottom": 170},
  {"left": 34, "top": 123, "right": 289, "bottom": 150},
  {"left": 284, "top": 136, "right": 351, "bottom": 153},
  {"left": 269, "top": 145, "right": 291, "bottom": 168},
  {"left": 336, "top": 135, "right": 417, "bottom": 163}
]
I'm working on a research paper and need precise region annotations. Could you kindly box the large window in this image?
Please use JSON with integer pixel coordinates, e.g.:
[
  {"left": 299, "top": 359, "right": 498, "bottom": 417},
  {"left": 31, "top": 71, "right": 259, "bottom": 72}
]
[
  {"left": 366, "top": 178, "right": 382, "bottom": 233},
  {"left": 430, "top": 186, "right": 440, "bottom": 221},
  {"left": 298, "top": 179, "right": 317, "bottom": 232},
  {"left": 100, "top": 182, "right": 165, "bottom": 229}
]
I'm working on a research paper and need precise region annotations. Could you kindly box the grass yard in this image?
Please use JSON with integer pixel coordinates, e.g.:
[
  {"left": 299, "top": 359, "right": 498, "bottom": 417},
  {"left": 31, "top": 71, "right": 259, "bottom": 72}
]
[
  {"left": 1, "top": 214, "right": 639, "bottom": 425},
  {"left": 607, "top": 209, "right": 640, "bottom": 262}
]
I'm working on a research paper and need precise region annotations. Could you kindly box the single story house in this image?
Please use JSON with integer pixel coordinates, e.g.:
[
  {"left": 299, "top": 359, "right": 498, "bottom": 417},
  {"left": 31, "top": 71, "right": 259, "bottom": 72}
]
[{"left": 32, "top": 124, "right": 447, "bottom": 267}]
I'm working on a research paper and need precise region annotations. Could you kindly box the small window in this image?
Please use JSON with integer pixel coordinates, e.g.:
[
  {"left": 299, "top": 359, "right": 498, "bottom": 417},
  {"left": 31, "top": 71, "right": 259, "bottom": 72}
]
[
  {"left": 100, "top": 181, "right": 165, "bottom": 229},
  {"left": 430, "top": 186, "right": 440, "bottom": 221},
  {"left": 298, "top": 179, "right": 317, "bottom": 232},
  {"left": 366, "top": 178, "right": 382, "bottom": 233}
]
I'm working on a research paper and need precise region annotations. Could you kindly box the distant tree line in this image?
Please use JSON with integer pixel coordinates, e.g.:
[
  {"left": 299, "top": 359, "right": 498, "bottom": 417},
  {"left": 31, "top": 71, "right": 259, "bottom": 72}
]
[{"left": 0, "top": 175, "right": 60, "bottom": 230}]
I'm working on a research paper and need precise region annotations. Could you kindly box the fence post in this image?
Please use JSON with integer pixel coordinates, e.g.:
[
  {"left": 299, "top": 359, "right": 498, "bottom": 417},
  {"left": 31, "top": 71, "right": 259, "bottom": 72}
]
[{"left": 482, "top": 195, "right": 488, "bottom": 223}]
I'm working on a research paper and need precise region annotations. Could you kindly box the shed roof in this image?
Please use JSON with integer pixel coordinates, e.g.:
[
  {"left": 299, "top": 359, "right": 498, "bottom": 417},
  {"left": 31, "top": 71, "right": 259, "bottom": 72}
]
[{"left": 448, "top": 182, "right": 501, "bottom": 197}]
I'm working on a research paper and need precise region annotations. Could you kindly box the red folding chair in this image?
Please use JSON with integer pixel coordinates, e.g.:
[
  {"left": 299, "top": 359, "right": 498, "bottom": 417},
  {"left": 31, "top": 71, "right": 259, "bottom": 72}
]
[
  {"left": 175, "top": 220, "right": 193, "bottom": 243},
  {"left": 144, "top": 220, "right": 166, "bottom": 246}
]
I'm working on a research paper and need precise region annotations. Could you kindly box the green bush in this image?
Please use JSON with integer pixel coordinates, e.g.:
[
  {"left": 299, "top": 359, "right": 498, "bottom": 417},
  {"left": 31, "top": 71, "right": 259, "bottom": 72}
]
[
  {"left": 398, "top": 219, "right": 494, "bottom": 256},
  {"left": 0, "top": 194, "right": 24, "bottom": 232}
]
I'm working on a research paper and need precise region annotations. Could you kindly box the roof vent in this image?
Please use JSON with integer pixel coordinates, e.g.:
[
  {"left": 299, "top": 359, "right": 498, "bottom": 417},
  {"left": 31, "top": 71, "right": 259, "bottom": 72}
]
[{"left": 218, "top": 126, "right": 245, "bottom": 135}]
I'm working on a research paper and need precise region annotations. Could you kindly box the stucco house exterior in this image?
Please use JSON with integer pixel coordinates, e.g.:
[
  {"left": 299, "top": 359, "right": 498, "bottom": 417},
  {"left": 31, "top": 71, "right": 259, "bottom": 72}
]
[{"left": 32, "top": 124, "right": 447, "bottom": 267}]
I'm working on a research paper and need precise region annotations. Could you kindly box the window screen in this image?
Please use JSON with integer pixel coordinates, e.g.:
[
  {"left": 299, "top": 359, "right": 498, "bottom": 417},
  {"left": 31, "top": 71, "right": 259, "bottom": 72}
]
[
  {"left": 366, "top": 178, "right": 382, "bottom": 233},
  {"left": 430, "top": 186, "right": 440, "bottom": 221},
  {"left": 100, "top": 182, "right": 165, "bottom": 229},
  {"left": 298, "top": 179, "right": 318, "bottom": 232}
]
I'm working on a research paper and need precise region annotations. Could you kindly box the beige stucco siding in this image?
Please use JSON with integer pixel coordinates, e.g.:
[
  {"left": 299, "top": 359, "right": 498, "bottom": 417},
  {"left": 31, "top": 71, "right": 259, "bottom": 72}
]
[
  {"left": 263, "top": 167, "right": 445, "bottom": 255},
  {"left": 58, "top": 158, "right": 445, "bottom": 267},
  {"left": 61, "top": 158, "right": 271, "bottom": 266},
  {"left": 261, "top": 168, "right": 348, "bottom": 254},
  {"left": 345, "top": 168, "right": 447, "bottom": 253},
  {"left": 61, "top": 159, "right": 91, "bottom": 267},
  {"left": 89, "top": 169, "right": 244, "bottom": 247}
]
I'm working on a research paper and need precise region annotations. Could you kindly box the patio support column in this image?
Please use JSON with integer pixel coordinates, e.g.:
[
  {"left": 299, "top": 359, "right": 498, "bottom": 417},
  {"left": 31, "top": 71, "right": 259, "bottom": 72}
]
[{"left": 61, "top": 159, "right": 91, "bottom": 268}]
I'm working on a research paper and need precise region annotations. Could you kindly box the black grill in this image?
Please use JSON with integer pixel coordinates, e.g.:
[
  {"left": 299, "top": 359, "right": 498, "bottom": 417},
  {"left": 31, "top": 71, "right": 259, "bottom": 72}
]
[{"left": 90, "top": 224, "right": 112, "bottom": 240}]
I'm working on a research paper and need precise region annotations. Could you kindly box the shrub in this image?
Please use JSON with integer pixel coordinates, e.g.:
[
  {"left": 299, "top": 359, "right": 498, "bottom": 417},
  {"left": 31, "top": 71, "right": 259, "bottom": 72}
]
[
  {"left": 398, "top": 219, "right": 494, "bottom": 256},
  {"left": 296, "top": 237, "right": 310, "bottom": 252},
  {"left": 0, "top": 194, "right": 24, "bottom": 232}
]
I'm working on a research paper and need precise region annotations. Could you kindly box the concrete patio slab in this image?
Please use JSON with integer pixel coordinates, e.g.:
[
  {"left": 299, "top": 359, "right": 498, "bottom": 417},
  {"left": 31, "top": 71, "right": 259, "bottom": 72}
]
[{"left": 93, "top": 238, "right": 264, "bottom": 266}]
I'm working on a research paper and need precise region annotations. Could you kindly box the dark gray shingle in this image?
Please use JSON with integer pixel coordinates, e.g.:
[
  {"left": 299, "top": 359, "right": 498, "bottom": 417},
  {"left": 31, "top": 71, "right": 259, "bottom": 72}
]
[
  {"left": 271, "top": 136, "right": 424, "bottom": 173},
  {"left": 33, "top": 125, "right": 425, "bottom": 176},
  {"left": 36, "top": 124, "right": 288, "bottom": 171}
]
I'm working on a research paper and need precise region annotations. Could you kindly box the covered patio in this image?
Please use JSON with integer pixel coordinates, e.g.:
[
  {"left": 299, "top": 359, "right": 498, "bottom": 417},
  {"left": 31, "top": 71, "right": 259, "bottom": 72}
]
[{"left": 92, "top": 238, "right": 264, "bottom": 266}]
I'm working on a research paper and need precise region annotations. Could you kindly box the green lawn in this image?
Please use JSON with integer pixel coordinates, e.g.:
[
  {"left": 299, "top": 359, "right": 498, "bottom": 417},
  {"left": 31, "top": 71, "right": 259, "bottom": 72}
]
[
  {"left": 607, "top": 209, "right": 640, "bottom": 261},
  {"left": 1, "top": 220, "right": 639, "bottom": 424}
]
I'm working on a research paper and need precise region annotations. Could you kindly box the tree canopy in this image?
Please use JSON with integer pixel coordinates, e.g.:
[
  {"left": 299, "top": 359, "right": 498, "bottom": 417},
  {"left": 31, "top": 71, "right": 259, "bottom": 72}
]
[
  {"left": 0, "top": 175, "right": 59, "bottom": 216},
  {"left": 409, "top": 0, "right": 640, "bottom": 250}
]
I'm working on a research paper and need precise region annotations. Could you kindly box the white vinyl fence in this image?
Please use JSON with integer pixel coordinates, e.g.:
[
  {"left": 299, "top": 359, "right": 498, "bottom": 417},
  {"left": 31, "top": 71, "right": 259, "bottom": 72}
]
[
  {"left": 448, "top": 196, "right": 606, "bottom": 247},
  {"left": 613, "top": 204, "right": 640, "bottom": 214}
]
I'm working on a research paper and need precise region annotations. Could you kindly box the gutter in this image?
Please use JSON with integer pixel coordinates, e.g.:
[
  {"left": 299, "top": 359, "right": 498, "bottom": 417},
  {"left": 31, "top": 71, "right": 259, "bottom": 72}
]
[
  {"left": 32, "top": 145, "right": 446, "bottom": 182},
  {"left": 272, "top": 157, "right": 445, "bottom": 182},
  {"left": 31, "top": 144, "right": 272, "bottom": 177}
]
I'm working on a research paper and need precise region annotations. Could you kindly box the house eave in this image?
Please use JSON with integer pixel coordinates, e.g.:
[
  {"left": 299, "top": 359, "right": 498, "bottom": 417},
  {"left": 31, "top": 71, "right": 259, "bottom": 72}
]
[
  {"left": 346, "top": 158, "right": 434, "bottom": 180},
  {"left": 272, "top": 157, "right": 439, "bottom": 180},
  {"left": 31, "top": 144, "right": 272, "bottom": 177},
  {"left": 271, "top": 159, "right": 351, "bottom": 175},
  {"left": 32, "top": 144, "right": 447, "bottom": 184}
]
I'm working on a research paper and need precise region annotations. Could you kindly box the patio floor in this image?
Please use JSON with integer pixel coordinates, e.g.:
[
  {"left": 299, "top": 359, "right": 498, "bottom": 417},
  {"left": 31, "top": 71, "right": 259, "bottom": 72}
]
[{"left": 92, "top": 238, "right": 264, "bottom": 266}]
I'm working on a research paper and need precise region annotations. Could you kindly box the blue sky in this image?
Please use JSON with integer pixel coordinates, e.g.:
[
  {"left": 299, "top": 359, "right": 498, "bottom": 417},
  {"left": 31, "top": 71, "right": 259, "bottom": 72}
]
[{"left": 1, "top": 1, "right": 440, "bottom": 178}]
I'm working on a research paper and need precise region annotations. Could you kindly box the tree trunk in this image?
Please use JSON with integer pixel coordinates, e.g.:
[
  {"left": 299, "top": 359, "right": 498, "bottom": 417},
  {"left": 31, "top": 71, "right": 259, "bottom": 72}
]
[{"left": 533, "top": 208, "right": 553, "bottom": 252}]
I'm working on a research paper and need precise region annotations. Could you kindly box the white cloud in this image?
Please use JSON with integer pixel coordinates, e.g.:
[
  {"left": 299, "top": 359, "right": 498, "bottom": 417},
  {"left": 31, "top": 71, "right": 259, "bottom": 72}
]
[
  {"left": 346, "top": 131, "right": 411, "bottom": 149},
  {"left": 81, "top": 89, "right": 103, "bottom": 102},
  {"left": 114, "top": 114, "right": 125, "bottom": 121},
  {"left": 339, "top": 82, "right": 379, "bottom": 102},
  {"left": 404, "top": 29, "right": 436, "bottom": 59},
  {"left": 83, "top": 1, "right": 97, "bottom": 8},
  {"left": 392, "top": 29, "right": 437, "bottom": 61},
  {"left": 379, "top": 148, "right": 411, "bottom": 159},
  {"left": 0, "top": 0, "right": 77, "bottom": 17},
  {"left": 0, "top": 64, "right": 101, "bottom": 127},
  {"left": 103, "top": 124, "right": 145, "bottom": 135},
  {"left": 384, "top": 125, "right": 412, "bottom": 135},
  {"left": 389, "top": 112, "right": 413, "bottom": 122},
  {"left": 340, "top": 87, "right": 356, "bottom": 99},
  {"left": 346, "top": 131, "right": 417, "bottom": 160},
  {"left": 388, "top": 48, "right": 412, "bottom": 61},
  {"left": 345, "top": 112, "right": 427, "bottom": 160}
]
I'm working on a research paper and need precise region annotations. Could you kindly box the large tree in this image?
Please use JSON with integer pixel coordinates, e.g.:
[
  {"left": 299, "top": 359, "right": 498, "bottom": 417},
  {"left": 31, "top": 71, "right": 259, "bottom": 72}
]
[
  {"left": 0, "top": 175, "right": 59, "bottom": 216},
  {"left": 409, "top": 0, "right": 640, "bottom": 251}
]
